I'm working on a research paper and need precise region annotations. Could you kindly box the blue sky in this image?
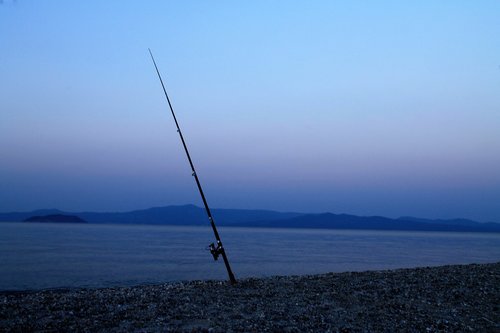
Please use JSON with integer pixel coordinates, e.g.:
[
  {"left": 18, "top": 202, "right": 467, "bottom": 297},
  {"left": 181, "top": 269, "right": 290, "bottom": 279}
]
[{"left": 1, "top": 1, "right": 499, "bottom": 221}]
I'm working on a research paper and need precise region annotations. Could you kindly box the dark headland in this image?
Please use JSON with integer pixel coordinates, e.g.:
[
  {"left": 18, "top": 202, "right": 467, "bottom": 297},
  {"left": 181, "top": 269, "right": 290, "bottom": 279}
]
[
  {"left": 23, "top": 214, "right": 87, "bottom": 223},
  {"left": 1, "top": 262, "right": 498, "bottom": 332}
]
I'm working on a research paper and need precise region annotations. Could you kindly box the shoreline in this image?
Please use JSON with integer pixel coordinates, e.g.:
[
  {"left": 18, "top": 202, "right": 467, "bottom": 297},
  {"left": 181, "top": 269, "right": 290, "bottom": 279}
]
[
  {"left": 2, "top": 220, "right": 500, "bottom": 235},
  {"left": 1, "top": 260, "right": 499, "bottom": 295},
  {"left": 1, "top": 263, "right": 499, "bottom": 332}
]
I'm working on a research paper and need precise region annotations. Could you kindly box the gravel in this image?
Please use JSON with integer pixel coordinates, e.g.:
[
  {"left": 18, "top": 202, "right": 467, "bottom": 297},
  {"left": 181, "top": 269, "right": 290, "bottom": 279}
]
[{"left": 1, "top": 263, "right": 499, "bottom": 332}]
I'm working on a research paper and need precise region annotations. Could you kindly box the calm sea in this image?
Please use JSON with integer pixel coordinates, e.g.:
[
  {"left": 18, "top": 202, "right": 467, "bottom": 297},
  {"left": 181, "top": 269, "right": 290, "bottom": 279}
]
[{"left": 0, "top": 222, "right": 499, "bottom": 291}]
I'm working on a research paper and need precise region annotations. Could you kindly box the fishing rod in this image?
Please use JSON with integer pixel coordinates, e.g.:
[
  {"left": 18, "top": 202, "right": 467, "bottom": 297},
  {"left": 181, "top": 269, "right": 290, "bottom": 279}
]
[{"left": 148, "top": 49, "right": 237, "bottom": 284}]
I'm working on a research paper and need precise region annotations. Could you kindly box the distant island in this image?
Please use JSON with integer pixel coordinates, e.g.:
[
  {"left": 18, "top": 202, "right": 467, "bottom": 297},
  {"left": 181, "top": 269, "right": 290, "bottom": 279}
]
[
  {"left": 24, "top": 214, "right": 87, "bottom": 223},
  {"left": 0, "top": 205, "right": 497, "bottom": 232}
]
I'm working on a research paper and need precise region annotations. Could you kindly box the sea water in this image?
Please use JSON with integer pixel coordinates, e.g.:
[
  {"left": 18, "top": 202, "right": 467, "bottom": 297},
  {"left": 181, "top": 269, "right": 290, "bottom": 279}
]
[{"left": 0, "top": 222, "right": 499, "bottom": 291}]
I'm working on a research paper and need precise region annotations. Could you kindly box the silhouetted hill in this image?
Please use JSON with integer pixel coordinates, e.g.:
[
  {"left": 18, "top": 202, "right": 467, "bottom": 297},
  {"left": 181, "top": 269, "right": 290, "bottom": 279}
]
[
  {"left": 0, "top": 205, "right": 301, "bottom": 226},
  {"left": 1, "top": 205, "right": 499, "bottom": 232},
  {"left": 76, "top": 205, "right": 302, "bottom": 225},
  {"left": 24, "top": 214, "right": 87, "bottom": 223},
  {"left": 398, "top": 216, "right": 481, "bottom": 227},
  {"left": 0, "top": 209, "right": 64, "bottom": 223},
  {"left": 234, "top": 213, "right": 500, "bottom": 232}
]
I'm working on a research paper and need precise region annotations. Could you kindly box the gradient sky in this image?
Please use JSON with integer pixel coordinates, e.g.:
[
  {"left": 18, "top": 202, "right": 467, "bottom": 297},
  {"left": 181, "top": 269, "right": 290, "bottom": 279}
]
[{"left": 1, "top": 1, "right": 499, "bottom": 221}]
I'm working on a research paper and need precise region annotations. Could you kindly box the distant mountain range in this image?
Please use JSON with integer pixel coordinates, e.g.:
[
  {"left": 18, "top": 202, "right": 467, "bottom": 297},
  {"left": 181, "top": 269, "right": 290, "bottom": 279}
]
[{"left": 1, "top": 204, "right": 499, "bottom": 233}]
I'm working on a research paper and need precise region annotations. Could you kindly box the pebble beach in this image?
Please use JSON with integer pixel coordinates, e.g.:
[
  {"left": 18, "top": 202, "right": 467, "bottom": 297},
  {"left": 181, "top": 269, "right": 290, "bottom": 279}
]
[{"left": 1, "top": 262, "right": 499, "bottom": 332}]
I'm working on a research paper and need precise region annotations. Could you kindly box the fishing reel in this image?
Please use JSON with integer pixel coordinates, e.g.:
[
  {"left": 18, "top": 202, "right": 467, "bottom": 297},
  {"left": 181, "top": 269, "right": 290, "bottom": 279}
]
[{"left": 207, "top": 241, "right": 223, "bottom": 261}]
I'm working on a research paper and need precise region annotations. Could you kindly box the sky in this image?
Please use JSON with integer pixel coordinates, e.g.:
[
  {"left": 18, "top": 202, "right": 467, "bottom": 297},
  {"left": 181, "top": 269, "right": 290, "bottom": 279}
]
[{"left": 1, "top": 1, "right": 499, "bottom": 222}]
